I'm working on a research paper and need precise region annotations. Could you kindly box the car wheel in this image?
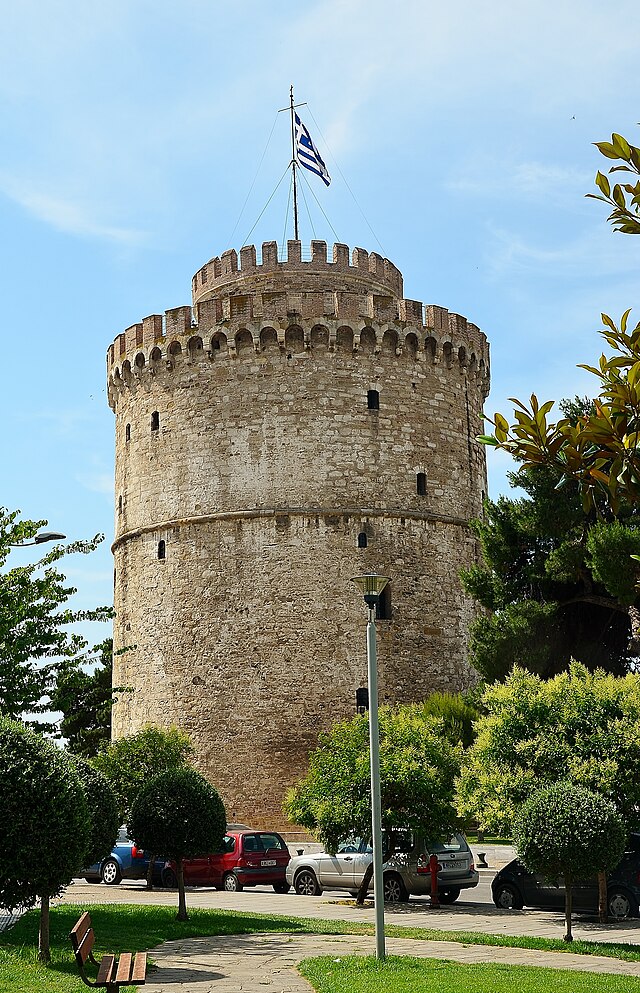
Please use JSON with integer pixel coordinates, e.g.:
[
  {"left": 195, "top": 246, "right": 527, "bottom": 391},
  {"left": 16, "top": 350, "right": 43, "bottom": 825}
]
[
  {"left": 273, "top": 881, "right": 291, "bottom": 894},
  {"left": 383, "top": 872, "right": 409, "bottom": 902},
  {"left": 439, "top": 887, "right": 461, "bottom": 904},
  {"left": 294, "top": 869, "right": 323, "bottom": 896},
  {"left": 101, "top": 858, "right": 122, "bottom": 885},
  {"left": 162, "top": 868, "right": 178, "bottom": 889},
  {"left": 223, "top": 872, "right": 243, "bottom": 892},
  {"left": 493, "top": 882, "right": 523, "bottom": 910},
  {"left": 608, "top": 888, "right": 637, "bottom": 920}
]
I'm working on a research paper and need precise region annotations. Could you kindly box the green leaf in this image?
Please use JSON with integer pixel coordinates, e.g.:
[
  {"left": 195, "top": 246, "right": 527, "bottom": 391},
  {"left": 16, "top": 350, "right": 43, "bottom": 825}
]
[{"left": 595, "top": 171, "right": 611, "bottom": 197}]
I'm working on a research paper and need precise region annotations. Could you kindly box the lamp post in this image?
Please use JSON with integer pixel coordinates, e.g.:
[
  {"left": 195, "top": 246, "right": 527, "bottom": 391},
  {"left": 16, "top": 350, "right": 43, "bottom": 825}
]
[
  {"left": 351, "top": 572, "right": 390, "bottom": 961},
  {"left": 9, "top": 531, "right": 66, "bottom": 548}
]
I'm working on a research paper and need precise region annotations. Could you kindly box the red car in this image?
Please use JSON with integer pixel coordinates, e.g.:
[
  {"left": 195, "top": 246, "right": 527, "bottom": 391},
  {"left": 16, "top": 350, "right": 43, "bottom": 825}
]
[{"left": 161, "top": 830, "right": 291, "bottom": 893}]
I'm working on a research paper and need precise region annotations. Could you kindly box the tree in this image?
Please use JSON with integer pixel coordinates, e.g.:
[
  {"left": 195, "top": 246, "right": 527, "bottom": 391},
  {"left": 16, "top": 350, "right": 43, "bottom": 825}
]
[
  {"left": 0, "top": 717, "right": 90, "bottom": 961},
  {"left": 412, "top": 692, "right": 479, "bottom": 748},
  {"left": 461, "top": 460, "right": 637, "bottom": 681},
  {"left": 514, "top": 783, "right": 625, "bottom": 941},
  {"left": 70, "top": 757, "right": 120, "bottom": 868},
  {"left": 457, "top": 662, "right": 640, "bottom": 919},
  {"left": 284, "top": 706, "right": 462, "bottom": 903},
  {"left": 0, "top": 507, "right": 111, "bottom": 726},
  {"left": 128, "top": 766, "right": 226, "bottom": 921},
  {"left": 50, "top": 639, "right": 130, "bottom": 757},
  {"left": 93, "top": 725, "right": 195, "bottom": 888},
  {"left": 587, "top": 130, "right": 640, "bottom": 235}
]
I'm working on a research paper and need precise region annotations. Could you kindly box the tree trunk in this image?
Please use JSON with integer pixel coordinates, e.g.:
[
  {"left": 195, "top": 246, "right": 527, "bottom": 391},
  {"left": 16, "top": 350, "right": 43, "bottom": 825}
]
[
  {"left": 564, "top": 877, "right": 573, "bottom": 942},
  {"left": 146, "top": 853, "right": 156, "bottom": 891},
  {"left": 355, "top": 861, "right": 374, "bottom": 905},
  {"left": 598, "top": 869, "right": 608, "bottom": 923},
  {"left": 38, "top": 893, "right": 50, "bottom": 963},
  {"left": 629, "top": 605, "right": 640, "bottom": 656},
  {"left": 176, "top": 857, "right": 188, "bottom": 921}
]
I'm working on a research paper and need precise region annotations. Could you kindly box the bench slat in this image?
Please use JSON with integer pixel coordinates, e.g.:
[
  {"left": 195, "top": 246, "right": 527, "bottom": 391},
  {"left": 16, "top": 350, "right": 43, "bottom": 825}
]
[
  {"left": 115, "top": 952, "right": 132, "bottom": 983},
  {"left": 69, "top": 913, "right": 95, "bottom": 966},
  {"left": 96, "top": 954, "right": 116, "bottom": 985},
  {"left": 131, "top": 952, "right": 147, "bottom": 984}
]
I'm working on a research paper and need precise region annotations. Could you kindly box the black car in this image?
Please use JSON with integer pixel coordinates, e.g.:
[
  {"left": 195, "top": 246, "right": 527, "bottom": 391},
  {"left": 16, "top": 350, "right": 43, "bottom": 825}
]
[{"left": 492, "top": 833, "right": 640, "bottom": 919}]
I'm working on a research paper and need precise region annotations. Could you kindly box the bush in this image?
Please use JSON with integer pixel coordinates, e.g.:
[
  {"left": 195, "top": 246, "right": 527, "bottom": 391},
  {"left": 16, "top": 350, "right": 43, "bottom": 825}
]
[
  {"left": 514, "top": 782, "right": 626, "bottom": 940},
  {"left": 128, "top": 766, "right": 226, "bottom": 920}
]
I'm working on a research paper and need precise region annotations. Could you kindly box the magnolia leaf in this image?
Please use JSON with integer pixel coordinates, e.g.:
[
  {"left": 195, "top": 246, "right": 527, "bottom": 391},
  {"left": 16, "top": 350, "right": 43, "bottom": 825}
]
[{"left": 595, "top": 171, "right": 611, "bottom": 197}]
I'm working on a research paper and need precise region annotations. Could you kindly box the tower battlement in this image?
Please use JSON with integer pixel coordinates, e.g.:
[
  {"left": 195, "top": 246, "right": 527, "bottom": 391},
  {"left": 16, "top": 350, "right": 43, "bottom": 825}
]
[
  {"left": 192, "top": 240, "right": 404, "bottom": 303},
  {"left": 107, "top": 241, "right": 490, "bottom": 410}
]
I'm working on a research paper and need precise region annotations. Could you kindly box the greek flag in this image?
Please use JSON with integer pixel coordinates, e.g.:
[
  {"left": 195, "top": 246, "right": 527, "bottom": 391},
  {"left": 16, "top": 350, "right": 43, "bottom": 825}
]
[{"left": 295, "top": 113, "right": 331, "bottom": 187}]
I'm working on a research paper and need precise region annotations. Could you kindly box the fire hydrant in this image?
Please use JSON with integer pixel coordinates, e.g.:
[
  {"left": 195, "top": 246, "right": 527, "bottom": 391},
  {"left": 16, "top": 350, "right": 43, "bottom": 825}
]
[{"left": 429, "top": 853, "right": 440, "bottom": 908}]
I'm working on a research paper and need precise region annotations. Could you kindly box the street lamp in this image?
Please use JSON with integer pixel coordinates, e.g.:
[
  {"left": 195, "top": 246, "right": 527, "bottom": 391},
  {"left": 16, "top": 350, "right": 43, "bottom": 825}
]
[
  {"left": 351, "top": 572, "right": 390, "bottom": 961},
  {"left": 9, "top": 531, "right": 66, "bottom": 548}
]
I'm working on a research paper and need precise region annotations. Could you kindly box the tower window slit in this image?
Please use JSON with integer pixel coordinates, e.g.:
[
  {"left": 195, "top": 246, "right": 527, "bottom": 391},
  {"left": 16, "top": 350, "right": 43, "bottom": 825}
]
[
  {"left": 157, "top": 540, "right": 166, "bottom": 560},
  {"left": 125, "top": 423, "right": 131, "bottom": 442},
  {"left": 417, "top": 472, "right": 427, "bottom": 496},
  {"left": 367, "top": 389, "right": 380, "bottom": 410},
  {"left": 376, "top": 584, "right": 392, "bottom": 620},
  {"left": 151, "top": 411, "right": 160, "bottom": 432},
  {"left": 357, "top": 532, "right": 368, "bottom": 548}
]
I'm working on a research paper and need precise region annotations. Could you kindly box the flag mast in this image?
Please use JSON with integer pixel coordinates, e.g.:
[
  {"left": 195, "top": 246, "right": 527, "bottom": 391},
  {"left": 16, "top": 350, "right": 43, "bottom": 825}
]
[{"left": 289, "top": 85, "right": 300, "bottom": 241}]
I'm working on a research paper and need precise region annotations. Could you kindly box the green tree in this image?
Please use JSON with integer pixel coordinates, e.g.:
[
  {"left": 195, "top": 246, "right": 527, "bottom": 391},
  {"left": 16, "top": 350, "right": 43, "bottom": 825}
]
[
  {"left": 412, "top": 692, "right": 479, "bottom": 748},
  {"left": 70, "top": 756, "right": 120, "bottom": 868},
  {"left": 128, "top": 766, "right": 226, "bottom": 921},
  {"left": 457, "top": 663, "right": 640, "bottom": 919},
  {"left": 0, "top": 717, "right": 90, "bottom": 961},
  {"left": 50, "top": 639, "right": 130, "bottom": 757},
  {"left": 93, "top": 725, "right": 195, "bottom": 821},
  {"left": 93, "top": 725, "right": 195, "bottom": 888},
  {"left": 461, "top": 462, "right": 638, "bottom": 680},
  {"left": 587, "top": 130, "right": 640, "bottom": 235},
  {"left": 0, "top": 507, "right": 111, "bottom": 726},
  {"left": 514, "top": 783, "right": 625, "bottom": 941},
  {"left": 284, "top": 706, "right": 461, "bottom": 903}
]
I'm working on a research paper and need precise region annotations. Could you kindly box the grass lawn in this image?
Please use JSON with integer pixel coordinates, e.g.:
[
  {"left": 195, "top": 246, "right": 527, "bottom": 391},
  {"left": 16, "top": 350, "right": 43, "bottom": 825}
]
[
  {"left": 300, "top": 955, "right": 640, "bottom": 993},
  {"left": 1, "top": 904, "right": 640, "bottom": 993}
]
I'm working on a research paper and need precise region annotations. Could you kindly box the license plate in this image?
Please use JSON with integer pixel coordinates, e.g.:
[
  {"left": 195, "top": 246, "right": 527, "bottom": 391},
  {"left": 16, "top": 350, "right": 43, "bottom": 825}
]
[
  {"left": 442, "top": 859, "right": 465, "bottom": 870},
  {"left": 261, "top": 859, "right": 277, "bottom": 866}
]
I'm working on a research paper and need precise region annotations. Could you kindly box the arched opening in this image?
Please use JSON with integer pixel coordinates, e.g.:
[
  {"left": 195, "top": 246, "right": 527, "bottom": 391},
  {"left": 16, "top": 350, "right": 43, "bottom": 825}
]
[
  {"left": 157, "top": 540, "right": 166, "bottom": 560},
  {"left": 358, "top": 532, "right": 368, "bottom": 548}
]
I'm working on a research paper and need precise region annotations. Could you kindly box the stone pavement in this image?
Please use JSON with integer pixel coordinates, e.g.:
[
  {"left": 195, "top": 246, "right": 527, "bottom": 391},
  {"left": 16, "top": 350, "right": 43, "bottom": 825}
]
[{"left": 143, "top": 931, "right": 640, "bottom": 992}]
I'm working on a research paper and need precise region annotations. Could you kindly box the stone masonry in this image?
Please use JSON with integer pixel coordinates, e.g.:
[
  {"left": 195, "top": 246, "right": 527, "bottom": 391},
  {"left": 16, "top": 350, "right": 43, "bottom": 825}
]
[{"left": 107, "top": 239, "right": 490, "bottom": 833}]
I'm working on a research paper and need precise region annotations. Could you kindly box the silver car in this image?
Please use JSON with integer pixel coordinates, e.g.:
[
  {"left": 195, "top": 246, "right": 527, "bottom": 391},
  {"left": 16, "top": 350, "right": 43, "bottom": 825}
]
[{"left": 286, "top": 830, "right": 478, "bottom": 903}]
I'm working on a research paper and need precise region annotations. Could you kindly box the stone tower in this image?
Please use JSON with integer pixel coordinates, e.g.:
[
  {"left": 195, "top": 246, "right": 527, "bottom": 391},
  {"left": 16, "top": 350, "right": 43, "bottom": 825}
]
[{"left": 107, "top": 239, "right": 490, "bottom": 833}]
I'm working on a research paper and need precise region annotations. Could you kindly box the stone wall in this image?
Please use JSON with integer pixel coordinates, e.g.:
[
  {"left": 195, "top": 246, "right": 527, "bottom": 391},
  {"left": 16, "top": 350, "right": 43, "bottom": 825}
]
[{"left": 107, "top": 240, "right": 490, "bottom": 834}]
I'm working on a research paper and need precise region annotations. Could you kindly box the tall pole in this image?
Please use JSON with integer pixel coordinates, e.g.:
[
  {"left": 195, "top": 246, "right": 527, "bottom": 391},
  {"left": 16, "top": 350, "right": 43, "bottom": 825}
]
[
  {"left": 288, "top": 84, "right": 299, "bottom": 241},
  {"left": 366, "top": 605, "right": 386, "bottom": 960}
]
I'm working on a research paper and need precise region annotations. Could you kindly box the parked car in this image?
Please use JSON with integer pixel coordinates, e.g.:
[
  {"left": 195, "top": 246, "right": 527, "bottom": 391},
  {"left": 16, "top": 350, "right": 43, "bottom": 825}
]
[
  {"left": 492, "top": 834, "right": 640, "bottom": 919},
  {"left": 82, "top": 825, "right": 162, "bottom": 885},
  {"left": 161, "top": 829, "right": 291, "bottom": 893},
  {"left": 286, "top": 830, "right": 478, "bottom": 902}
]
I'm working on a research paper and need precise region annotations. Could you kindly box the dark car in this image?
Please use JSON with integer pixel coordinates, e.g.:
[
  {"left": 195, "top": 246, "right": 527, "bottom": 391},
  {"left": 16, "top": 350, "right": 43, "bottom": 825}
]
[
  {"left": 82, "top": 825, "right": 162, "bottom": 885},
  {"left": 162, "top": 830, "right": 291, "bottom": 892},
  {"left": 492, "top": 833, "right": 640, "bottom": 919}
]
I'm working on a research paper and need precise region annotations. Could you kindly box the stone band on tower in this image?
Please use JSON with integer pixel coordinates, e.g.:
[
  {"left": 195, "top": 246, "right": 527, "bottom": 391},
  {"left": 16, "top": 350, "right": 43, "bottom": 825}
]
[{"left": 107, "top": 239, "right": 490, "bottom": 832}]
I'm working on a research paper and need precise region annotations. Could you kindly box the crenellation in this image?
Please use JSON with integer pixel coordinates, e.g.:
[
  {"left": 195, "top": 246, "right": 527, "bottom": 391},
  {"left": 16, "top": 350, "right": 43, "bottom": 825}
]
[
  {"left": 425, "top": 304, "right": 449, "bottom": 333},
  {"left": 333, "top": 243, "right": 349, "bottom": 268},
  {"left": 262, "top": 240, "right": 278, "bottom": 268},
  {"left": 399, "top": 299, "right": 423, "bottom": 324},
  {"left": 240, "top": 245, "right": 257, "bottom": 271},
  {"left": 142, "top": 314, "right": 163, "bottom": 347},
  {"left": 311, "top": 240, "right": 327, "bottom": 264},
  {"left": 221, "top": 249, "right": 238, "bottom": 277},
  {"left": 287, "top": 240, "right": 302, "bottom": 264},
  {"left": 165, "top": 306, "right": 192, "bottom": 337}
]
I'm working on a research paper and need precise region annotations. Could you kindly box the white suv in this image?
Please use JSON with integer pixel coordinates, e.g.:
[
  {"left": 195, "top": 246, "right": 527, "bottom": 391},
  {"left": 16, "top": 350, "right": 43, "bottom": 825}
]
[{"left": 286, "top": 830, "right": 478, "bottom": 903}]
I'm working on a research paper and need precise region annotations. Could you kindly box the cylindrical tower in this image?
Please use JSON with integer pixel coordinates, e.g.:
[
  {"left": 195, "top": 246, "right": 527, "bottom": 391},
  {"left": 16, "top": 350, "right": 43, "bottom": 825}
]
[{"left": 107, "top": 239, "right": 490, "bottom": 832}]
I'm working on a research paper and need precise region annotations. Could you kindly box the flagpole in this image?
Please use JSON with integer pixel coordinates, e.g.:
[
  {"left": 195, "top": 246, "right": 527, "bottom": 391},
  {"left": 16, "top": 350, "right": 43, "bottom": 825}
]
[{"left": 289, "top": 84, "right": 299, "bottom": 241}]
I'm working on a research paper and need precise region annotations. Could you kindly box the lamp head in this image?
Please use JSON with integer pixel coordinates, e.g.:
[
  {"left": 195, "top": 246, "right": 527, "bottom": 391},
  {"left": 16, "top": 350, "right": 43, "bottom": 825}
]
[{"left": 351, "top": 573, "right": 390, "bottom": 609}]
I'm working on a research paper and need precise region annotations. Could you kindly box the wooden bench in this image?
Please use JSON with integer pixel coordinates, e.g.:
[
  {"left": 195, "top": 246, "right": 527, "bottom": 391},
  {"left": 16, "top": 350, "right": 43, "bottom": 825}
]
[{"left": 69, "top": 912, "right": 147, "bottom": 991}]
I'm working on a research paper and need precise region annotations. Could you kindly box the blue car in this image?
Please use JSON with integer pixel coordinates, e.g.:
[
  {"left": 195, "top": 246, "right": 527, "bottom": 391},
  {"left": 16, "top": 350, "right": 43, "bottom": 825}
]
[{"left": 82, "top": 826, "right": 162, "bottom": 885}]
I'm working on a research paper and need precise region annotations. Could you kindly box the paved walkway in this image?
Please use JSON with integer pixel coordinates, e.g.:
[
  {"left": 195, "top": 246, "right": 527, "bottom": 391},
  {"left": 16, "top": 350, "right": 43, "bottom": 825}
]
[{"left": 144, "top": 931, "right": 640, "bottom": 992}]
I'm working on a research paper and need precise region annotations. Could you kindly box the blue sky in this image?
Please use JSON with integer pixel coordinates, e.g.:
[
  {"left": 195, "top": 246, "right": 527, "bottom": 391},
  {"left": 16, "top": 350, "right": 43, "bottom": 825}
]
[{"left": 2, "top": 0, "right": 640, "bottom": 639}]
